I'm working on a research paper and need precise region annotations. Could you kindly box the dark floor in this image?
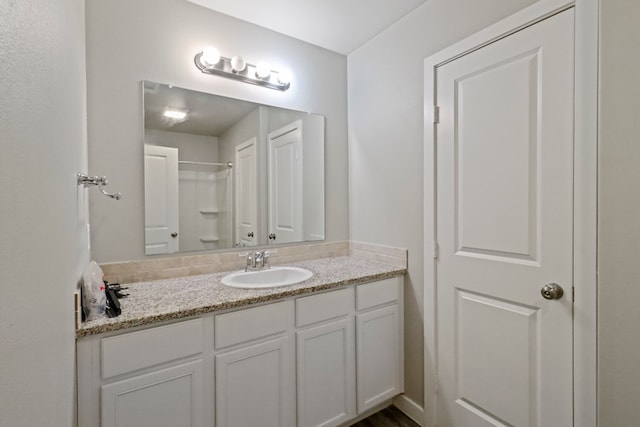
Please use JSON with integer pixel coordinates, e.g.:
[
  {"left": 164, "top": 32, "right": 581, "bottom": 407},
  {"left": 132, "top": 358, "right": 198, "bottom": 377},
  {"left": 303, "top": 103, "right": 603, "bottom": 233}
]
[{"left": 350, "top": 405, "right": 421, "bottom": 427}]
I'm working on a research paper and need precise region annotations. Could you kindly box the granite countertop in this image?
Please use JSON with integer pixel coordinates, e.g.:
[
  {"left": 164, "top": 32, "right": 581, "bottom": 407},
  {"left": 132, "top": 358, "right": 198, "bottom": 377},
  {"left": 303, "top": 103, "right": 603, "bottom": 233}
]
[{"left": 77, "top": 256, "right": 406, "bottom": 338}]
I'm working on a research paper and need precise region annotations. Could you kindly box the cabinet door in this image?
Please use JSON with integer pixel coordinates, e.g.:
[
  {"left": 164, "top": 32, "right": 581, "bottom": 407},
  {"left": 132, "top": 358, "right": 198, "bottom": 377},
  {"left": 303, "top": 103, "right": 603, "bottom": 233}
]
[
  {"left": 101, "top": 360, "right": 205, "bottom": 427},
  {"left": 356, "top": 304, "right": 402, "bottom": 412},
  {"left": 297, "top": 318, "right": 356, "bottom": 427},
  {"left": 215, "top": 336, "right": 295, "bottom": 427}
]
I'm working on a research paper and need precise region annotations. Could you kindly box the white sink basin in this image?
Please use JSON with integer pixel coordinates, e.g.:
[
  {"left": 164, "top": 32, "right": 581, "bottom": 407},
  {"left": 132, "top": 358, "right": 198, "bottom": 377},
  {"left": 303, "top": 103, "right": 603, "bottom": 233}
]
[{"left": 221, "top": 266, "right": 313, "bottom": 289}]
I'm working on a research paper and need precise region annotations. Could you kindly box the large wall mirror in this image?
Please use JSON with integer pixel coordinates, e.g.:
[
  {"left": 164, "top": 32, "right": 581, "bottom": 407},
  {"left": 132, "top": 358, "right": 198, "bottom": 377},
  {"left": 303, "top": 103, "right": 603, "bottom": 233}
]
[{"left": 143, "top": 81, "right": 325, "bottom": 255}]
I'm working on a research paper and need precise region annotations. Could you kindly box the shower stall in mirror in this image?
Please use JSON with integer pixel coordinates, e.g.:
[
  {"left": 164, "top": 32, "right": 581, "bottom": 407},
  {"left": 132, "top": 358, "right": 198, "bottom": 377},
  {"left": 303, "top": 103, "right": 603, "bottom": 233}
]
[{"left": 143, "top": 130, "right": 234, "bottom": 254}]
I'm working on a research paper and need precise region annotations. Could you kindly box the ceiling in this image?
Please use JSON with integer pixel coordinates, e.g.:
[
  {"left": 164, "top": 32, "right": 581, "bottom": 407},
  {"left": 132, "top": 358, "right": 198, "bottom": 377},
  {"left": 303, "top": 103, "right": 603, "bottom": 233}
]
[
  {"left": 144, "top": 81, "right": 259, "bottom": 136},
  {"left": 186, "top": 0, "right": 428, "bottom": 55}
]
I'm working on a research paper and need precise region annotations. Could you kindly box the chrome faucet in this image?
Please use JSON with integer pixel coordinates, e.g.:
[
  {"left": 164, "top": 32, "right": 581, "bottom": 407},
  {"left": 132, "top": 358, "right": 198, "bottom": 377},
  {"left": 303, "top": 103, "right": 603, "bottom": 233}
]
[
  {"left": 240, "top": 250, "right": 272, "bottom": 271},
  {"left": 260, "top": 251, "right": 271, "bottom": 269},
  {"left": 243, "top": 252, "right": 254, "bottom": 271},
  {"left": 254, "top": 251, "right": 265, "bottom": 267}
]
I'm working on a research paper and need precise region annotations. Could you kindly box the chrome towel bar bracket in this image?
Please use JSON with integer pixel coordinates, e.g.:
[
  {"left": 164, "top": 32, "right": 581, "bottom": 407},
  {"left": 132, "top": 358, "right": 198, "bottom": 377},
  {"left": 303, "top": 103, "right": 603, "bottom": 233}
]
[{"left": 77, "top": 173, "right": 122, "bottom": 200}]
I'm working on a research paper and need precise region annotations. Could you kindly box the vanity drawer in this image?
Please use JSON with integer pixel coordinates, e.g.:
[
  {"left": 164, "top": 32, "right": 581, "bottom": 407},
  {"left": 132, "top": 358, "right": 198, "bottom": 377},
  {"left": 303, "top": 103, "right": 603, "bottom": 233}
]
[
  {"left": 296, "top": 287, "right": 354, "bottom": 327},
  {"left": 101, "top": 318, "right": 204, "bottom": 379},
  {"left": 356, "top": 277, "right": 401, "bottom": 311},
  {"left": 215, "top": 300, "right": 291, "bottom": 349}
]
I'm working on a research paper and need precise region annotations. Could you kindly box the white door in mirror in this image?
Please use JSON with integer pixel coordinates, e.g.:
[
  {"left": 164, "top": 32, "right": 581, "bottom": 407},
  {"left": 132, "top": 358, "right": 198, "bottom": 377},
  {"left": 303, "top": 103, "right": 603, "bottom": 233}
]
[
  {"left": 221, "top": 267, "right": 313, "bottom": 289},
  {"left": 144, "top": 145, "right": 179, "bottom": 255}
]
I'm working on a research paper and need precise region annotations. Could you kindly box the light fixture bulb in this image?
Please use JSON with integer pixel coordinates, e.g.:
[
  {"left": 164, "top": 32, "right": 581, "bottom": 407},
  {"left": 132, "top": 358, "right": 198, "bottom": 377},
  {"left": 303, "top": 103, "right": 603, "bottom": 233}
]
[
  {"left": 230, "top": 56, "right": 246, "bottom": 73},
  {"left": 255, "top": 62, "right": 271, "bottom": 79},
  {"left": 200, "top": 47, "right": 221, "bottom": 67},
  {"left": 277, "top": 70, "right": 291, "bottom": 85},
  {"left": 163, "top": 109, "right": 187, "bottom": 120}
]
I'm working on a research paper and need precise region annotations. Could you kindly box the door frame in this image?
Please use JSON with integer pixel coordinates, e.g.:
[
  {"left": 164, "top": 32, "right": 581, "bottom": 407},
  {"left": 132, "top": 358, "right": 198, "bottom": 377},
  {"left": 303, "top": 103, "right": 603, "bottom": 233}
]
[{"left": 422, "top": 1, "right": 598, "bottom": 426}]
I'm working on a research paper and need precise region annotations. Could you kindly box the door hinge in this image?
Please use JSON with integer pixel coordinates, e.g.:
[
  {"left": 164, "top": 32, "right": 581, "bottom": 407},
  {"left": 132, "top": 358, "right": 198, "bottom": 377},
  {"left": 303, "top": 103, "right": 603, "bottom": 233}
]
[
  {"left": 433, "top": 373, "right": 439, "bottom": 394},
  {"left": 433, "top": 241, "right": 439, "bottom": 260},
  {"left": 433, "top": 106, "right": 440, "bottom": 124},
  {"left": 572, "top": 286, "right": 575, "bottom": 303}
]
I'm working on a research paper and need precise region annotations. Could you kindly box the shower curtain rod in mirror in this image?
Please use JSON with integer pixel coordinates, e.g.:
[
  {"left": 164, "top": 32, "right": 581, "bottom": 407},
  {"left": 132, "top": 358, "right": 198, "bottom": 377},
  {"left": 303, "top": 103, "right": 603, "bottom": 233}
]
[{"left": 178, "top": 160, "right": 233, "bottom": 168}]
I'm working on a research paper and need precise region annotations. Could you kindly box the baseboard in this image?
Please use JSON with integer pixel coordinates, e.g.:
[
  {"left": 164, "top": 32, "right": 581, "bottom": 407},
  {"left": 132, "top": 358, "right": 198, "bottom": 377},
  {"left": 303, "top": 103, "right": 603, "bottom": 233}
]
[{"left": 393, "top": 394, "right": 425, "bottom": 426}]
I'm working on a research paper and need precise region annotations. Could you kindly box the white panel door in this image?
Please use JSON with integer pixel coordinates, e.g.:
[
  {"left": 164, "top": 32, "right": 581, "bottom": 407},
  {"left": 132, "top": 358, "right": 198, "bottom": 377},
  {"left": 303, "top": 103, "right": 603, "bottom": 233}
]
[
  {"left": 435, "top": 10, "right": 574, "bottom": 427},
  {"left": 356, "top": 304, "right": 402, "bottom": 413},
  {"left": 297, "top": 318, "right": 356, "bottom": 427},
  {"left": 215, "top": 336, "right": 295, "bottom": 427},
  {"left": 268, "top": 121, "right": 303, "bottom": 244},
  {"left": 144, "top": 144, "right": 179, "bottom": 254},
  {"left": 234, "top": 137, "right": 257, "bottom": 247},
  {"left": 101, "top": 360, "right": 205, "bottom": 427}
]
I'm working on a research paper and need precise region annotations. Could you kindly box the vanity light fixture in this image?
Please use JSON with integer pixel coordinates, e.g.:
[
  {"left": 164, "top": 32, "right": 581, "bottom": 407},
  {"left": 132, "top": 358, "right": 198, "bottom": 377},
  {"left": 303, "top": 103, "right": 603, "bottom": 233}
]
[
  {"left": 230, "top": 55, "right": 246, "bottom": 73},
  {"left": 194, "top": 46, "right": 291, "bottom": 91},
  {"left": 255, "top": 62, "right": 271, "bottom": 80},
  {"left": 201, "top": 47, "right": 221, "bottom": 67},
  {"left": 277, "top": 70, "right": 292, "bottom": 86}
]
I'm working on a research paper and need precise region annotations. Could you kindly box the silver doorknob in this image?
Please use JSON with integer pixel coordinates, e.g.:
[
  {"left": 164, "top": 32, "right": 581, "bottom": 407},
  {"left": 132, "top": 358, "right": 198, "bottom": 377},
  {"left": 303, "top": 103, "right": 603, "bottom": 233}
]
[
  {"left": 541, "top": 283, "right": 564, "bottom": 300},
  {"left": 171, "top": 232, "right": 178, "bottom": 238}
]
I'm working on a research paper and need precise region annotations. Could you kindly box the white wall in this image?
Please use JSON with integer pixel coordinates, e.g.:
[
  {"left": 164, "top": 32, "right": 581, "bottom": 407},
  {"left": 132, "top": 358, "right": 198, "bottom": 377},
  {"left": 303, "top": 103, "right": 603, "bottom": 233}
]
[
  {"left": 301, "top": 114, "right": 326, "bottom": 240},
  {"left": 598, "top": 1, "right": 640, "bottom": 424},
  {"left": 347, "top": 0, "right": 537, "bottom": 410},
  {"left": 86, "top": 0, "right": 348, "bottom": 263},
  {"left": 145, "top": 129, "right": 220, "bottom": 164},
  {"left": 0, "top": 0, "right": 88, "bottom": 425}
]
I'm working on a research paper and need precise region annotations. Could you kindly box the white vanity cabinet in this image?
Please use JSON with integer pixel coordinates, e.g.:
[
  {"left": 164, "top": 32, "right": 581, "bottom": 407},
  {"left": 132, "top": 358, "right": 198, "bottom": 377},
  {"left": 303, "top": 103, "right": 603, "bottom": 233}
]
[
  {"left": 77, "top": 275, "right": 404, "bottom": 427},
  {"left": 101, "top": 360, "right": 206, "bottom": 427},
  {"left": 295, "top": 287, "right": 356, "bottom": 427},
  {"left": 355, "top": 277, "right": 404, "bottom": 412},
  {"left": 77, "top": 318, "right": 213, "bottom": 427},
  {"left": 214, "top": 301, "right": 295, "bottom": 427}
]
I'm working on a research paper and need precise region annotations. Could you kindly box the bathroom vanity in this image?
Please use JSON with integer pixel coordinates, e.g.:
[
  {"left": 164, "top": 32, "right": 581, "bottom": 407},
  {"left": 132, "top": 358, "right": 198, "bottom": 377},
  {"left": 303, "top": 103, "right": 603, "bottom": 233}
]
[{"left": 76, "top": 255, "right": 405, "bottom": 427}]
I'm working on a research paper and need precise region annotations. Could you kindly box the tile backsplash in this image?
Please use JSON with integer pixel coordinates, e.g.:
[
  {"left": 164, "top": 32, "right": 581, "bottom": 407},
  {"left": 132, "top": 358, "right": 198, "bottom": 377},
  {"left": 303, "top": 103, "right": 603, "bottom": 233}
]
[{"left": 100, "top": 240, "right": 406, "bottom": 284}]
